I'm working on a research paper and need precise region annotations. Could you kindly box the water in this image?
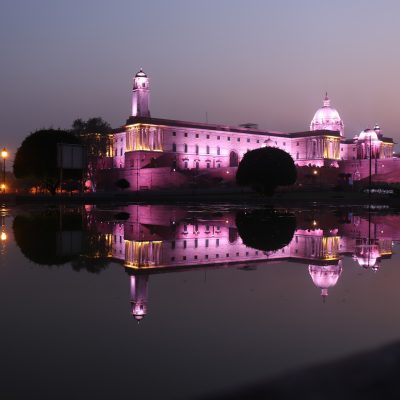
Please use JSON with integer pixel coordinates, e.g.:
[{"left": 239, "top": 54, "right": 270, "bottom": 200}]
[{"left": 1, "top": 203, "right": 400, "bottom": 399}]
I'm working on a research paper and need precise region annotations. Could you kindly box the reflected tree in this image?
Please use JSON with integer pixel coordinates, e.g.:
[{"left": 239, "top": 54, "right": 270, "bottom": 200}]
[
  {"left": 236, "top": 209, "right": 296, "bottom": 252},
  {"left": 13, "top": 210, "right": 82, "bottom": 266}
]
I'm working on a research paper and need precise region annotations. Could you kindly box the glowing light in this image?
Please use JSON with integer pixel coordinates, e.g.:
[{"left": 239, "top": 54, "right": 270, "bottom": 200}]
[
  {"left": 0, "top": 231, "right": 6, "bottom": 241},
  {"left": 312, "top": 220, "right": 317, "bottom": 226},
  {"left": 1, "top": 148, "right": 7, "bottom": 159},
  {"left": 313, "top": 170, "right": 318, "bottom": 175}
]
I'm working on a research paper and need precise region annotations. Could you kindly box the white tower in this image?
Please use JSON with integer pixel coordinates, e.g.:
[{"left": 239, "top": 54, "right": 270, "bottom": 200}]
[{"left": 131, "top": 68, "right": 150, "bottom": 117}]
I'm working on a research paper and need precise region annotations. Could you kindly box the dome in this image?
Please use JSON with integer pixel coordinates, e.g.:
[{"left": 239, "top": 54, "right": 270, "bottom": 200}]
[
  {"left": 309, "top": 261, "right": 343, "bottom": 297},
  {"left": 310, "top": 93, "right": 344, "bottom": 136},
  {"left": 135, "top": 68, "right": 147, "bottom": 78},
  {"left": 357, "top": 129, "right": 380, "bottom": 142}
]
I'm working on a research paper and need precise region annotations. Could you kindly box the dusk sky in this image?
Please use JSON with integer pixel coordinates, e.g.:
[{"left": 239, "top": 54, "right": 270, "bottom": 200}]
[{"left": 2, "top": 0, "right": 400, "bottom": 159}]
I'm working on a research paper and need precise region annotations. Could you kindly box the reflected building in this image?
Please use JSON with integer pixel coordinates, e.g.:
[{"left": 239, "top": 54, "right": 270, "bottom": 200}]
[{"left": 81, "top": 205, "right": 398, "bottom": 319}]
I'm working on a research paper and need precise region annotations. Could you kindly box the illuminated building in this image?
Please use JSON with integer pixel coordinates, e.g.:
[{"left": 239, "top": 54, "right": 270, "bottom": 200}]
[{"left": 94, "top": 69, "right": 397, "bottom": 191}]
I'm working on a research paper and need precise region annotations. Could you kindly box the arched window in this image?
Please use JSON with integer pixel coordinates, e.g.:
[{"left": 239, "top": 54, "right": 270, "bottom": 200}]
[{"left": 229, "top": 151, "right": 239, "bottom": 167}]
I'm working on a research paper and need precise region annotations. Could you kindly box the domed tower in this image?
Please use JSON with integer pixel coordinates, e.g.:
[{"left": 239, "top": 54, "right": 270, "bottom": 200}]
[
  {"left": 131, "top": 68, "right": 150, "bottom": 117},
  {"left": 308, "top": 261, "right": 343, "bottom": 300},
  {"left": 130, "top": 274, "right": 149, "bottom": 321},
  {"left": 310, "top": 93, "right": 344, "bottom": 136}
]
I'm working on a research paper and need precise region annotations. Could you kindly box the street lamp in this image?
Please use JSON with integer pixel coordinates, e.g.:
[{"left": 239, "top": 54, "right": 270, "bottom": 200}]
[{"left": 1, "top": 148, "right": 7, "bottom": 193}]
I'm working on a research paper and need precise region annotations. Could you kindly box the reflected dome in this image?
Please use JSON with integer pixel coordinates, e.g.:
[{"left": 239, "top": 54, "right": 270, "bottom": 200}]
[
  {"left": 309, "top": 261, "right": 343, "bottom": 298},
  {"left": 354, "top": 243, "right": 380, "bottom": 270},
  {"left": 310, "top": 93, "right": 344, "bottom": 136}
]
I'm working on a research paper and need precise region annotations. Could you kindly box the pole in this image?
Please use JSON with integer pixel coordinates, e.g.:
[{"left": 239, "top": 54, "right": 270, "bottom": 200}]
[
  {"left": 369, "top": 135, "right": 372, "bottom": 191},
  {"left": 2, "top": 157, "right": 5, "bottom": 193}
]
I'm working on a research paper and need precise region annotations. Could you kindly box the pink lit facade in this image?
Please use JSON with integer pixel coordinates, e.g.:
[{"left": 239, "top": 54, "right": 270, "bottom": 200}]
[{"left": 94, "top": 69, "right": 397, "bottom": 191}]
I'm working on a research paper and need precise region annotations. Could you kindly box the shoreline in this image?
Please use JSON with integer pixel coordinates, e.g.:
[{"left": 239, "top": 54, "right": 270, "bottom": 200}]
[{"left": 1, "top": 188, "right": 399, "bottom": 207}]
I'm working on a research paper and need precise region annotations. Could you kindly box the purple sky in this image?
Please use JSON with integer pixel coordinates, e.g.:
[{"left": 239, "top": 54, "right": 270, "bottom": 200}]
[{"left": 2, "top": 0, "right": 400, "bottom": 161}]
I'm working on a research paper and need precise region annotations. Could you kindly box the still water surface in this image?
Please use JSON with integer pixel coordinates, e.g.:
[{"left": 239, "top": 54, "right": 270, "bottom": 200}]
[{"left": 1, "top": 203, "right": 400, "bottom": 399}]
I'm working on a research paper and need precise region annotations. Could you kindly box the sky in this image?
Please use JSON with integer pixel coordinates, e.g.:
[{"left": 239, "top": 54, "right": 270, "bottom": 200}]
[{"left": 2, "top": 0, "right": 400, "bottom": 161}]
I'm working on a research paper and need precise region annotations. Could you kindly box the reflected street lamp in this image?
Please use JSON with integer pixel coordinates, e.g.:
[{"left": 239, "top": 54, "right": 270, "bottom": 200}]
[{"left": 1, "top": 148, "right": 7, "bottom": 193}]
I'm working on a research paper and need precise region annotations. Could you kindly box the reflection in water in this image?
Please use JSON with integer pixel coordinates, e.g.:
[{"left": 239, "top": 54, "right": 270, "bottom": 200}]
[{"left": 12, "top": 205, "right": 400, "bottom": 320}]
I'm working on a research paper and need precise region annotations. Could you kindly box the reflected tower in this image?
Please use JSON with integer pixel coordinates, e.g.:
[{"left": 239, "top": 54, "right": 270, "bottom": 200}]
[{"left": 130, "top": 274, "right": 149, "bottom": 321}]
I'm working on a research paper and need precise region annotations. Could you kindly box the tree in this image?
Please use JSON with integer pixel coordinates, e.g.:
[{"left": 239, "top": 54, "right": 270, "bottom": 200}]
[
  {"left": 115, "top": 178, "right": 130, "bottom": 190},
  {"left": 236, "top": 209, "right": 296, "bottom": 252},
  {"left": 236, "top": 147, "right": 297, "bottom": 195},
  {"left": 70, "top": 117, "right": 112, "bottom": 192},
  {"left": 13, "top": 129, "right": 82, "bottom": 195}
]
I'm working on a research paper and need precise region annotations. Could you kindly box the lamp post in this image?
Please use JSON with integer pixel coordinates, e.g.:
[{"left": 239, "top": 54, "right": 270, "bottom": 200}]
[{"left": 1, "top": 148, "right": 7, "bottom": 193}]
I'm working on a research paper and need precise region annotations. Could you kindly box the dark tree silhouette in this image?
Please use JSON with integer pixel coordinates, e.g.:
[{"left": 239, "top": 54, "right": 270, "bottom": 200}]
[
  {"left": 13, "top": 129, "right": 82, "bottom": 194},
  {"left": 71, "top": 117, "right": 112, "bottom": 191},
  {"left": 236, "top": 147, "right": 297, "bottom": 195},
  {"left": 115, "top": 178, "right": 130, "bottom": 190},
  {"left": 236, "top": 209, "right": 296, "bottom": 252}
]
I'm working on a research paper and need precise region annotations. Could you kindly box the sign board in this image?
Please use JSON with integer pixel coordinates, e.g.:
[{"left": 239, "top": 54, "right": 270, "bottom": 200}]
[{"left": 57, "top": 143, "right": 85, "bottom": 169}]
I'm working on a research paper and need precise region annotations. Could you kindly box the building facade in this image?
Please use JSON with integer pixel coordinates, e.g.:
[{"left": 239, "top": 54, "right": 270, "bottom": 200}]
[{"left": 95, "top": 69, "right": 397, "bottom": 191}]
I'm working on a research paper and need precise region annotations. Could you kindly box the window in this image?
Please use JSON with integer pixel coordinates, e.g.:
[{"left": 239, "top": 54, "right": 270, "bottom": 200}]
[
  {"left": 206, "top": 145, "right": 210, "bottom": 154},
  {"left": 183, "top": 240, "right": 187, "bottom": 249},
  {"left": 172, "top": 132, "right": 176, "bottom": 136},
  {"left": 217, "top": 136, "right": 220, "bottom": 140},
  {"left": 195, "top": 145, "right": 199, "bottom": 155},
  {"left": 296, "top": 152, "right": 299, "bottom": 160},
  {"left": 227, "top": 137, "right": 231, "bottom": 141},
  {"left": 296, "top": 142, "right": 299, "bottom": 146},
  {"left": 183, "top": 256, "right": 186, "bottom": 260},
  {"left": 205, "top": 255, "right": 209, "bottom": 259},
  {"left": 216, "top": 254, "right": 219, "bottom": 258},
  {"left": 195, "top": 239, "right": 198, "bottom": 248},
  {"left": 205, "top": 239, "right": 209, "bottom": 247},
  {"left": 120, "top": 148, "right": 123, "bottom": 156},
  {"left": 171, "top": 257, "right": 175, "bottom": 261},
  {"left": 217, "top": 146, "right": 220, "bottom": 155},
  {"left": 237, "top": 138, "right": 240, "bottom": 142},
  {"left": 184, "top": 144, "right": 188, "bottom": 153},
  {"left": 171, "top": 241, "right": 175, "bottom": 249},
  {"left": 195, "top": 133, "right": 199, "bottom": 138},
  {"left": 257, "top": 140, "right": 260, "bottom": 143},
  {"left": 206, "top": 134, "right": 210, "bottom": 139},
  {"left": 216, "top": 239, "right": 220, "bottom": 247},
  {"left": 142, "top": 82, "right": 145, "bottom": 88},
  {"left": 207, "top": 162, "right": 211, "bottom": 169},
  {"left": 283, "top": 142, "right": 286, "bottom": 146},
  {"left": 194, "top": 255, "right": 198, "bottom": 260},
  {"left": 217, "top": 163, "right": 221, "bottom": 168},
  {"left": 184, "top": 161, "right": 188, "bottom": 169},
  {"left": 247, "top": 138, "right": 250, "bottom": 143},
  {"left": 196, "top": 161, "right": 199, "bottom": 169},
  {"left": 172, "top": 143, "right": 177, "bottom": 152},
  {"left": 184, "top": 132, "right": 188, "bottom": 137},
  {"left": 114, "top": 148, "right": 117, "bottom": 157}
]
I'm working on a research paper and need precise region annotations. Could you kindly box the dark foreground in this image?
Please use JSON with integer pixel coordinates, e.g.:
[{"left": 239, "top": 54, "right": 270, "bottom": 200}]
[{"left": 209, "top": 340, "right": 400, "bottom": 400}]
